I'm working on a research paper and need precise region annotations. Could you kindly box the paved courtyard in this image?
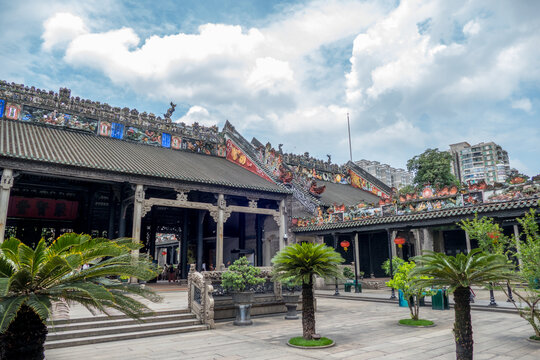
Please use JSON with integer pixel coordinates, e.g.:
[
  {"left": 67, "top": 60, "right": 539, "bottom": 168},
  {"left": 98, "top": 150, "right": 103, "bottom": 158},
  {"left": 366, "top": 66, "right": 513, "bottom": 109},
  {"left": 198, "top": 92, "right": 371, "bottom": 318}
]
[{"left": 45, "top": 290, "right": 540, "bottom": 360}]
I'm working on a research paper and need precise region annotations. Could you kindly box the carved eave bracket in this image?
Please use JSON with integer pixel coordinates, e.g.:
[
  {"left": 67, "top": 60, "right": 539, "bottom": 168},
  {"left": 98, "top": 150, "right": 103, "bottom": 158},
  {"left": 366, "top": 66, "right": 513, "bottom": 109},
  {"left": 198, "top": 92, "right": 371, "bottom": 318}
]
[
  {"left": 1, "top": 171, "right": 14, "bottom": 190},
  {"left": 175, "top": 189, "right": 190, "bottom": 202},
  {"left": 247, "top": 197, "right": 258, "bottom": 209}
]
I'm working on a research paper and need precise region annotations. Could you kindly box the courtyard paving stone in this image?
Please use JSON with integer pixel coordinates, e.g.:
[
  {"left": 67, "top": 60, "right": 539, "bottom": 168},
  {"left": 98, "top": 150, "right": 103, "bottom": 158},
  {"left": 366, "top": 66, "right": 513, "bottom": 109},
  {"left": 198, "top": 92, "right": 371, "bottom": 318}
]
[{"left": 45, "top": 291, "right": 540, "bottom": 360}]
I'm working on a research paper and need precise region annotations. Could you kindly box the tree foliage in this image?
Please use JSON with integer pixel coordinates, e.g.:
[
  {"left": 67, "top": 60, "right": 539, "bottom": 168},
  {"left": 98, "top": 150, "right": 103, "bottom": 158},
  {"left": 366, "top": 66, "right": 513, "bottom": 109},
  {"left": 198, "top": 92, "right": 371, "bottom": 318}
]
[
  {"left": 386, "top": 261, "right": 435, "bottom": 321},
  {"left": 406, "top": 148, "right": 458, "bottom": 188},
  {"left": 412, "top": 249, "right": 514, "bottom": 360},
  {"left": 459, "top": 215, "right": 508, "bottom": 255},
  {"left": 272, "top": 243, "right": 344, "bottom": 339},
  {"left": 0, "top": 234, "right": 161, "bottom": 359},
  {"left": 221, "top": 257, "right": 265, "bottom": 292},
  {"left": 503, "top": 209, "right": 540, "bottom": 338},
  {"left": 381, "top": 257, "right": 405, "bottom": 276}
]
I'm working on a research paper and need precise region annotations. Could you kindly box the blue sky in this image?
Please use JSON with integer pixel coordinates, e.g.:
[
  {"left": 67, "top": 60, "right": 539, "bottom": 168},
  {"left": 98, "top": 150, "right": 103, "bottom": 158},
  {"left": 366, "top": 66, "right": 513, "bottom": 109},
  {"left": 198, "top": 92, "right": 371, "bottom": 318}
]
[{"left": 1, "top": 0, "right": 539, "bottom": 175}]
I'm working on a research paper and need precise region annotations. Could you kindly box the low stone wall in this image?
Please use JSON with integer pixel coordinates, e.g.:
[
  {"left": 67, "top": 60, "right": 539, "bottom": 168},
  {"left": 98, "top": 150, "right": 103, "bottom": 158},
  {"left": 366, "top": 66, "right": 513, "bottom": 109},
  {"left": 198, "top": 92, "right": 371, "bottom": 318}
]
[{"left": 188, "top": 265, "right": 303, "bottom": 326}]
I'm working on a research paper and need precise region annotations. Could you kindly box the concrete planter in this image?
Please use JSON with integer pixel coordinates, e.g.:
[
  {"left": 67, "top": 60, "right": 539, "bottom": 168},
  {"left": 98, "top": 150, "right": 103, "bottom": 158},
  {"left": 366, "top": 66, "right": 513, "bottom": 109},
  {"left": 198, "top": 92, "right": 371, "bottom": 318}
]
[
  {"left": 282, "top": 294, "right": 300, "bottom": 320},
  {"left": 231, "top": 292, "right": 254, "bottom": 326}
]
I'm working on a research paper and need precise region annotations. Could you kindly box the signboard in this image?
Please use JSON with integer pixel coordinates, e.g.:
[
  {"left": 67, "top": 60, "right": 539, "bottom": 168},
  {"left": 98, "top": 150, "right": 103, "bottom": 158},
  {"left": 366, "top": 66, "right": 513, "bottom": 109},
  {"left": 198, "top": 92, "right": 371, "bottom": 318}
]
[{"left": 8, "top": 196, "right": 79, "bottom": 220}]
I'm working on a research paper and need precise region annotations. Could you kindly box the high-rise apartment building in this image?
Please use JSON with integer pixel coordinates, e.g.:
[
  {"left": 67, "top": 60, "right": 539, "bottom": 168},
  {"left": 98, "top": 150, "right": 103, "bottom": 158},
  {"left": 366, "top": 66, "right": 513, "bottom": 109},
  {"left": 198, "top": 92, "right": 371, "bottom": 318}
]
[
  {"left": 449, "top": 142, "right": 511, "bottom": 184},
  {"left": 355, "top": 159, "right": 414, "bottom": 189}
]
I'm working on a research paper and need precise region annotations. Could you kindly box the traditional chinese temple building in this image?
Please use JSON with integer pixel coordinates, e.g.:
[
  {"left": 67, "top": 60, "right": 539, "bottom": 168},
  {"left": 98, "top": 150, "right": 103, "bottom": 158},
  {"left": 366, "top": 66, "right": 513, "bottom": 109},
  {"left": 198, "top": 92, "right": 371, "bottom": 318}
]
[{"left": 0, "top": 80, "right": 538, "bottom": 280}]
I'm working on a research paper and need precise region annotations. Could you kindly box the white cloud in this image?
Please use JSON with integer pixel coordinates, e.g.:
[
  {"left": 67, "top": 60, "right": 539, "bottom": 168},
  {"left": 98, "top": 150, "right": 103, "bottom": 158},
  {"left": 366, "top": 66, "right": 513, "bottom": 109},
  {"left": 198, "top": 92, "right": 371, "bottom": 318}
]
[
  {"left": 175, "top": 106, "right": 217, "bottom": 127},
  {"left": 246, "top": 57, "right": 294, "bottom": 93},
  {"left": 511, "top": 98, "right": 532, "bottom": 113},
  {"left": 463, "top": 19, "right": 481, "bottom": 36},
  {"left": 42, "top": 12, "right": 87, "bottom": 51},
  {"left": 32, "top": 1, "right": 540, "bottom": 174}
]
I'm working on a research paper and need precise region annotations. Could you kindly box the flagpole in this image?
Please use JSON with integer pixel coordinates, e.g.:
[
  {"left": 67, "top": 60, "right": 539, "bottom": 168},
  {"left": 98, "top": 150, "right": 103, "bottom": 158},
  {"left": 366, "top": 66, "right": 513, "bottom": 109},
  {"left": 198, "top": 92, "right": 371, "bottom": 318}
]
[{"left": 347, "top": 113, "right": 353, "bottom": 162}]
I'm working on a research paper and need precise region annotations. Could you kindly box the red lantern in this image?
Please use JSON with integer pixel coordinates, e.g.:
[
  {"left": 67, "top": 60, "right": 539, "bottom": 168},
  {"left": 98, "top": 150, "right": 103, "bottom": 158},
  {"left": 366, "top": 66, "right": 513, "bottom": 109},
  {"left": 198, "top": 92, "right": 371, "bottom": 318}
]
[
  {"left": 394, "top": 236, "right": 406, "bottom": 248},
  {"left": 161, "top": 251, "right": 167, "bottom": 256},
  {"left": 340, "top": 240, "right": 350, "bottom": 251}
]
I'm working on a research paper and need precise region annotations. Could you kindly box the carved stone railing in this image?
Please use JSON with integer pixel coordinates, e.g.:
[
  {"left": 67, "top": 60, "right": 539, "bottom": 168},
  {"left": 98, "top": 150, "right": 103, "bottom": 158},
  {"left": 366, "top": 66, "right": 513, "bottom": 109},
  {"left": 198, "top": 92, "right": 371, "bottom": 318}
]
[{"left": 187, "top": 264, "right": 215, "bottom": 329}]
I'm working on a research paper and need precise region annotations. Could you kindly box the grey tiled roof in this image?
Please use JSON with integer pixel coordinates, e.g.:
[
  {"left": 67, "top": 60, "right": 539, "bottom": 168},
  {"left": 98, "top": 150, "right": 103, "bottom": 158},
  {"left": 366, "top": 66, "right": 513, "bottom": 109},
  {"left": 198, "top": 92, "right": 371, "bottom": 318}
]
[
  {"left": 293, "top": 198, "right": 539, "bottom": 232},
  {"left": 317, "top": 180, "right": 380, "bottom": 206},
  {"left": 0, "top": 120, "right": 289, "bottom": 193}
]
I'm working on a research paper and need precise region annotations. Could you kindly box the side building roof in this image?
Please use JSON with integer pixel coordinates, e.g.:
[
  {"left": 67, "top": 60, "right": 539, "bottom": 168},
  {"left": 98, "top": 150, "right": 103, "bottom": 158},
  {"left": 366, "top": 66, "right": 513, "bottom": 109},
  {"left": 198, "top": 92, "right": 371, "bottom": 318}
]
[
  {"left": 0, "top": 120, "right": 288, "bottom": 194},
  {"left": 317, "top": 180, "right": 380, "bottom": 207}
]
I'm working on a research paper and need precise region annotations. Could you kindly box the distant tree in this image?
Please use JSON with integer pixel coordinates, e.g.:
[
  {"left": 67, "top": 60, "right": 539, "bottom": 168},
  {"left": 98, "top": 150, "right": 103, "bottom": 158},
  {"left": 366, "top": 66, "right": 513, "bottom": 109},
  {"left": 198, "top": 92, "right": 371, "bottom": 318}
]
[
  {"left": 397, "top": 184, "right": 416, "bottom": 195},
  {"left": 407, "top": 148, "right": 458, "bottom": 188}
]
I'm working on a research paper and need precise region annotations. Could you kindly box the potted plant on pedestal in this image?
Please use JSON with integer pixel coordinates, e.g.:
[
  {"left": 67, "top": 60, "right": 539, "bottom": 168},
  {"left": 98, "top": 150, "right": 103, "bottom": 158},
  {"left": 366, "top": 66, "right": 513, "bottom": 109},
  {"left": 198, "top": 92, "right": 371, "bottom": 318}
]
[
  {"left": 221, "top": 257, "right": 265, "bottom": 326},
  {"left": 281, "top": 276, "right": 300, "bottom": 320}
]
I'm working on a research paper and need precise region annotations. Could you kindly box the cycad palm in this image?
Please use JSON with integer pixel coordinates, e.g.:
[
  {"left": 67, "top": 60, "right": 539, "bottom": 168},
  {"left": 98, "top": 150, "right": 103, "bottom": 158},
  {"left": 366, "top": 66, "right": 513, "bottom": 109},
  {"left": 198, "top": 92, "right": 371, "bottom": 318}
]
[
  {"left": 412, "top": 249, "right": 514, "bottom": 360},
  {"left": 0, "top": 233, "right": 161, "bottom": 360},
  {"left": 272, "top": 242, "right": 343, "bottom": 339}
]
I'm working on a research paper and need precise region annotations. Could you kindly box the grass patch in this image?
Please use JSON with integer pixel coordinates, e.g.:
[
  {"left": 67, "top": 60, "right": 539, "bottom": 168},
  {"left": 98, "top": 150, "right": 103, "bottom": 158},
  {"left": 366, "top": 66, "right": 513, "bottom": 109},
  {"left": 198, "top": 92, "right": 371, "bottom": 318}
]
[
  {"left": 399, "top": 319, "right": 434, "bottom": 326},
  {"left": 530, "top": 335, "right": 540, "bottom": 341},
  {"left": 288, "top": 336, "right": 333, "bottom": 347}
]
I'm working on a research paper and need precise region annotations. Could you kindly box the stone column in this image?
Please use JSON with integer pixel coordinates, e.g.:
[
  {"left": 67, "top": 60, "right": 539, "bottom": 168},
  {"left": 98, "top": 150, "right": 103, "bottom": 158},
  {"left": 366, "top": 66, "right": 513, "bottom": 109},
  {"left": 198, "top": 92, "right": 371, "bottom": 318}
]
[
  {"left": 215, "top": 194, "right": 225, "bottom": 270},
  {"left": 0, "top": 169, "right": 14, "bottom": 244},
  {"left": 354, "top": 232, "right": 361, "bottom": 276},
  {"left": 131, "top": 184, "right": 144, "bottom": 283},
  {"left": 278, "top": 199, "right": 286, "bottom": 250},
  {"left": 464, "top": 232, "right": 471, "bottom": 253},
  {"left": 390, "top": 230, "right": 397, "bottom": 258},
  {"left": 413, "top": 229, "right": 422, "bottom": 256},
  {"left": 422, "top": 228, "right": 434, "bottom": 251},
  {"left": 513, "top": 224, "right": 522, "bottom": 268}
]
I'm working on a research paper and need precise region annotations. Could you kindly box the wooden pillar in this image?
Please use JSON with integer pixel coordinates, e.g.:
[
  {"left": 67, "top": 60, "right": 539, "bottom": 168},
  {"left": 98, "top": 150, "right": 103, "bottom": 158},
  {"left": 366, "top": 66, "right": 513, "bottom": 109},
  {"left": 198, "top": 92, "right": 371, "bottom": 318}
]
[
  {"left": 368, "top": 233, "right": 374, "bottom": 277},
  {"left": 0, "top": 169, "right": 14, "bottom": 244},
  {"left": 513, "top": 224, "right": 522, "bottom": 268},
  {"left": 181, "top": 210, "right": 189, "bottom": 279},
  {"left": 197, "top": 210, "right": 204, "bottom": 271},
  {"left": 354, "top": 232, "right": 361, "bottom": 276},
  {"left": 464, "top": 231, "right": 471, "bottom": 253},
  {"left": 278, "top": 199, "right": 286, "bottom": 250},
  {"left": 119, "top": 202, "right": 127, "bottom": 238},
  {"left": 238, "top": 213, "right": 246, "bottom": 249},
  {"left": 255, "top": 214, "right": 263, "bottom": 266},
  {"left": 216, "top": 193, "right": 225, "bottom": 270},
  {"left": 107, "top": 188, "right": 116, "bottom": 239},
  {"left": 131, "top": 184, "right": 144, "bottom": 283},
  {"left": 149, "top": 209, "right": 157, "bottom": 261}
]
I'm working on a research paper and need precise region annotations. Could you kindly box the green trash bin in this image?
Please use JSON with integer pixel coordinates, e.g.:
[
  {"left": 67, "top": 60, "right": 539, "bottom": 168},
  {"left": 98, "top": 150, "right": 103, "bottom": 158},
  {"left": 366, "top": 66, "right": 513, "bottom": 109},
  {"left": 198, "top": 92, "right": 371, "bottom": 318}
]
[
  {"left": 344, "top": 280, "right": 362, "bottom": 293},
  {"left": 432, "top": 289, "right": 449, "bottom": 310}
]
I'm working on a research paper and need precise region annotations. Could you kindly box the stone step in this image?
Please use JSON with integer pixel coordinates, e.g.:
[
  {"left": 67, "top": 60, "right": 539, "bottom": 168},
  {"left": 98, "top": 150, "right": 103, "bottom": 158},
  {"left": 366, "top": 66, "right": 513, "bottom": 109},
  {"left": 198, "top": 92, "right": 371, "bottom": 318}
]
[
  {"left": 48, "top": 308, "right": 190, "bottom": 325},
  {"left": 44, "top": 324, "right": 208, "bottom": 350},
  {"left": 48, "top": 317, "right": 199, "bottom": 338},
  {"left": 48, "top": 313, "right": 196, "bottom": 332}
]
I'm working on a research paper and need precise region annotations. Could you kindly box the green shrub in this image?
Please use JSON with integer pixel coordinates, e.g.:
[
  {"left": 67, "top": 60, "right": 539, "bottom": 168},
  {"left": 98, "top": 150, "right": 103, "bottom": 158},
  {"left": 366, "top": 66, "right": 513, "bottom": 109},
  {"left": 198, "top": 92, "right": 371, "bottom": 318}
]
[{"left": 221, "top": 257, "right": 265, "bottom": 292}]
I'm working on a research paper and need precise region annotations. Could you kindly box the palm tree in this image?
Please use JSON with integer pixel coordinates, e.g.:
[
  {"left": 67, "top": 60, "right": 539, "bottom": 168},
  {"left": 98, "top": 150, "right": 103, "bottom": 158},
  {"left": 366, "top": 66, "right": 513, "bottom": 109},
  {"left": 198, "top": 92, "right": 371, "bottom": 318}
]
[
  {"left": 0, "top": 233, "right": 161, "bottom": 360},
  {"left": 272, "top": 242, "right": 344, "bottom": 340},
  {"left": 411, "top": 249, "right": 514, "bottom": 360}
]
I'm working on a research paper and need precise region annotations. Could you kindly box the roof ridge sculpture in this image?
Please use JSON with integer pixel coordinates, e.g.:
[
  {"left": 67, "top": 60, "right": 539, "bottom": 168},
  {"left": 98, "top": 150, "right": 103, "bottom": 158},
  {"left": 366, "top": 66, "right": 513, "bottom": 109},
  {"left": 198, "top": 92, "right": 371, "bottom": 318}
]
[{"left": 0, "top": 80, "right": 226, "bottom": 156}]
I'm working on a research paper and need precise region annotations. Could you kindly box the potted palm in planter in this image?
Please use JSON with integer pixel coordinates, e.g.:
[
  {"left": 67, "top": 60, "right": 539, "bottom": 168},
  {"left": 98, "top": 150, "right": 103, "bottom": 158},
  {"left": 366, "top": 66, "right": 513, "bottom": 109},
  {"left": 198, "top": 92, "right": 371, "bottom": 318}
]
[
  {"left": 221, "top": 257, "right": 265, "bottom": 326},
  {"left": 272, "top": 242, "right": 344, "bottom": 348},
  {"left": 281, "top": 276, "right": 300, "bottom": 320}
]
